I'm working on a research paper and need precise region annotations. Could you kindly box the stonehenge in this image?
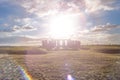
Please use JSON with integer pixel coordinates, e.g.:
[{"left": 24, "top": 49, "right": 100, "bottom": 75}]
[{"left": 41, "top": 39, "right": 81, "bottom": 50}]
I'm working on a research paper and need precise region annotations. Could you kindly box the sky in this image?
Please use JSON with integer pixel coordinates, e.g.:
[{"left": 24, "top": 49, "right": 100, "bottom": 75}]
[{"left": 0, "top": 0, "right": 120, "bottom": 45}]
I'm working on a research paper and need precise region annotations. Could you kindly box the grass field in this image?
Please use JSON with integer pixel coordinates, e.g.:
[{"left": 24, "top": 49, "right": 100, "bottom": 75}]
[{"left": 0, "top": 45, "right": 120, "bottom": 80}]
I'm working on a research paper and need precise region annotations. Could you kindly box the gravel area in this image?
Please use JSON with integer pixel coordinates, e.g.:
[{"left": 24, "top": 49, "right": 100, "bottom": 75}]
[{"left": 0, "top": 54, "right": 28, "bottom": 80}]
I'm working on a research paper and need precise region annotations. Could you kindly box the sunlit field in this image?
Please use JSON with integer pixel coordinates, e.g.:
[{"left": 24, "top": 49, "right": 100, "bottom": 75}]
[{"left": 0, "top": 45, "right": 120, "bottom": 80}]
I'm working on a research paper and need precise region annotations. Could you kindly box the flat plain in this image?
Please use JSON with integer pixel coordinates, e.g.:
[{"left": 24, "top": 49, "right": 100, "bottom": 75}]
[{"left": 0, "top": 45, "right": 120, "bottom": 80}]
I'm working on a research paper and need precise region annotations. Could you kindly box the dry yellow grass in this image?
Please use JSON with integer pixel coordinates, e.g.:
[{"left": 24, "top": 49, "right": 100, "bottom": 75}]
[{"left": 2, "top": 45, "right": 120, "bottom": 80}]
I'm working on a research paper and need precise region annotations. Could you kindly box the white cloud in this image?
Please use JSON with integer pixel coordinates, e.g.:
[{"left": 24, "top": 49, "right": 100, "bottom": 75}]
[
  {"left": 91, "top": 23, "right": 120, "bottom": 32},
  {"left": 76, "top": 23, "right": 120, "bottom": 45},
  {"left": 78, "top": 31, "right": 120, "bottom": 45},
  {"left": 13, "top": 25, "right": 36, "bottom": 32},
  {"left": 18, "top": 0, "right": 85, "bottom": 17},
  {"left": 78, "top": 32, "right": 109, "bottom": 44},
  {"left": 17, "top": 0, "right": 119, "bottom": 17},
  {"left": 14, "top": 19, "right": 21, "bottom": 23},
  {"left": 3, "top": 23, "right": 9, "bottom": 27},
  {"left": 85, "top": 0, "right": 119, "bottom": 13},
  {"left": 77, "top": 23, "right": 120, "bottom": 34},
  {"left": 19, "top": 0, "right": 59, "bottom": 17}
]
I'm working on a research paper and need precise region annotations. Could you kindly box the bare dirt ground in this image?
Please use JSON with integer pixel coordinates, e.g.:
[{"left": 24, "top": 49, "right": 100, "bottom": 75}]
[{"left": 0, "top": 45, "right": 120, "bottom": 80}]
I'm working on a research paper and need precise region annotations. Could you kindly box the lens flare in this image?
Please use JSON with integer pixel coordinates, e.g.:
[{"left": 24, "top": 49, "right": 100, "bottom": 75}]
[
  {"left": 19, "top": 66, "right": 32, "bottom": 80},
  {"left": 67, "top": 74, "right": 74, "bottom": 80}
]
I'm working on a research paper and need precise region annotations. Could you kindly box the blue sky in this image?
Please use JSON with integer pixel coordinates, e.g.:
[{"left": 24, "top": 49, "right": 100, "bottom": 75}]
[{"left": 0, "top": 0, "right": 120, "bottom": 45}]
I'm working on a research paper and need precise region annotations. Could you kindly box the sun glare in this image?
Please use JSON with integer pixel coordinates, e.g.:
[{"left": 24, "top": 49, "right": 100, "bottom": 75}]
[{"left": 49, "top": 14, "right": 77, "bottom": 39}]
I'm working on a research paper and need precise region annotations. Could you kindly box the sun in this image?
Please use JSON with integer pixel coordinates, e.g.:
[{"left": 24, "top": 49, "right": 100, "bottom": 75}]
[{"left": 49, "top": 14, "right": 77, "bottom": 39}]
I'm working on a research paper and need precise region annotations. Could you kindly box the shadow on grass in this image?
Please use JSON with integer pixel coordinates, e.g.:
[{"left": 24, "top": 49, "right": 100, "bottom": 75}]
[
  {"left": 0, "top": 49, "right": 47, "bottom": 55},
  {"left": 96, "top": 49, "right": 120, "bottom": 54}
]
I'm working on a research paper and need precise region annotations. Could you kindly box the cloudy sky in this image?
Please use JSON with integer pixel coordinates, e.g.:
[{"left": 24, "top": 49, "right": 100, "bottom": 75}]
[{"left": 0, "top": 0, "right": 120, "bottom": 45}]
